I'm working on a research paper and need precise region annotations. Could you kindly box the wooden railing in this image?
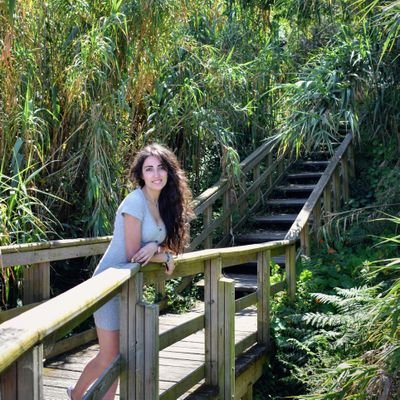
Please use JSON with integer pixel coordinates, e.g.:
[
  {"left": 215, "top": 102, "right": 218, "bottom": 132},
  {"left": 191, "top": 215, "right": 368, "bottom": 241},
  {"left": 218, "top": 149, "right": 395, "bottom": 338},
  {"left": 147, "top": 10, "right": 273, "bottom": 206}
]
[
  {"left": 285, "top": 132, "right": 355, "bottom": 254},
  {"left": 0, "top": 134, "right": 355, "bottom": 399},
  {"left": 0, "top": 239, "right": 297, "bottom": 399},
  {"left": 190, "top": 141, "right": 290, "bottom": 250},
  {"left": 0, "top": 140, "right": 290, "bottom": 349}
]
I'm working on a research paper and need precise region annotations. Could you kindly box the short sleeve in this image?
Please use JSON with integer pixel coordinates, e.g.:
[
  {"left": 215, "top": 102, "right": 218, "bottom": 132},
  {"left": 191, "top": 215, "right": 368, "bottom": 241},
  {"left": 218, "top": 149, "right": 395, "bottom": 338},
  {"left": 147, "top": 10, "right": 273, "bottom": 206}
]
[{"left": 120, "top": 190, "right": 145, "bottom": 221}]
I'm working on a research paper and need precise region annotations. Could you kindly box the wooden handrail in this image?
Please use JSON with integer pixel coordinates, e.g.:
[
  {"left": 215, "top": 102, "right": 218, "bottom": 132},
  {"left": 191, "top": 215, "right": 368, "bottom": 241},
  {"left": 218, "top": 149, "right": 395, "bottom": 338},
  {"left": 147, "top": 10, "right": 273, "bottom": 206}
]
[
  {"left": 0, "top": 239, "right": 294, "bottom": 372},
  {"left": 0, "top": 134, "right": 354, "bottom": 399},
  {"left": 0, "top": 240, "right": 297, "bottom": 399},
  {"left": 0, "top": 264, "right": 140, "bottom": 372},
  {"left": 285, "top": 132, "right": 354, "bottom": 253}
]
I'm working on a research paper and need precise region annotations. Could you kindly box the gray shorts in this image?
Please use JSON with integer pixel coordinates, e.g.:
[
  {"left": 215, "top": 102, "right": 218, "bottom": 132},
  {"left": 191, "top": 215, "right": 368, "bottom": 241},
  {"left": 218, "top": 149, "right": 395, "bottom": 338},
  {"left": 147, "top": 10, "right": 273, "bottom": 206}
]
[{"left": 93, "top": 294, "right": 121, "bottom": 331}]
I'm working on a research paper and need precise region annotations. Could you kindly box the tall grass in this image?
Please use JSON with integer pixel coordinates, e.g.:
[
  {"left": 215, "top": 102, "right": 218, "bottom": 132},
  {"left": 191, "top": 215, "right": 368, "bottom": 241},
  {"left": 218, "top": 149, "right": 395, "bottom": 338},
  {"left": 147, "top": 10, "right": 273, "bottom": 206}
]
[
  {"left": 1, "top": 0, "right": 399, "bottom": 238},
  {"left": 0, "top": 139, "right": 61, "bottom": 308}
]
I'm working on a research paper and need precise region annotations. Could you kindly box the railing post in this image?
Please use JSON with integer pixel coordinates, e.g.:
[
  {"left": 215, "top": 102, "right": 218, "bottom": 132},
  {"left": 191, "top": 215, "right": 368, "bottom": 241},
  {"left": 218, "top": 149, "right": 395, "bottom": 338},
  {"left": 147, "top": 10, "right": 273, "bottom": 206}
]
[
  {"left": 0, "top": 345, "right": 43, "bottom": 400},
  {"left": 219, "top": 277, "right": 235, "bottom": 399},
  {"left": 268, "top": 153, "right": 273, "bottom": 187},
  {"left": 332, "top": 169, "right": 341, "bottom": 211},
  {"left": 341, "top": 155, "right": 350, "bottom": 203},
  {"left": 348, "top": 142, "right": 355, "bottom": 179},
  {"left": 223, "top": 190, "right": 232, "bottom": 242},
  {"left": 204, "top": 258, "right": 235, "bottom": 398},
  {"left": 312, "top": 198, "right": 322, "bottom": 241},
  {"left": 204, "top": 206, "right": 213, "bottom": 248},
  {"left": 257, "top": 251, "right": 270, "bottom": 348},
  {"left": 300, "top": 224, "right": 310, "bottom": 257},
  {"left": 23, "top": 262, "right": 50, "bottom": 304},
  {"left": 120, "top": 272, "right": 142, "bottom": 400},
  {"left": 120, "top": 271, "right": 159, "bottom": 400},
  {"left": 136, "top": 302, "right": 159, "bottom": 399},
  {"left": 253, "top": 164, "right": 261, "bottom": 204},
  {"left": 204, "top": 257, "right": 221, "bottom": 386},
  {"left": 285, "top": 244, "right": 296, "bottom": 302}
]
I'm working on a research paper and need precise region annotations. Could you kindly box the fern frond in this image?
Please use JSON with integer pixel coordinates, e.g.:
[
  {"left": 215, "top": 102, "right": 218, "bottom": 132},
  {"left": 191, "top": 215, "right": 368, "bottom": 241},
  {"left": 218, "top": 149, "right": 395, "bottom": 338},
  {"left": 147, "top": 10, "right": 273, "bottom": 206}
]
[{"left": 302, "top": 312, "right": 345, "bottom": 328}]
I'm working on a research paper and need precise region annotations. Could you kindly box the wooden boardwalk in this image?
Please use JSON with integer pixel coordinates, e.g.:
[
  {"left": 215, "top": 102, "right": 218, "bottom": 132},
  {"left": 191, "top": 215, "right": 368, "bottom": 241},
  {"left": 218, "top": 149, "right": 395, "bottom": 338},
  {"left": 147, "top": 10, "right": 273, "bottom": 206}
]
[{"left": 43, "top": 303, "right": 257, "bottom": 399}]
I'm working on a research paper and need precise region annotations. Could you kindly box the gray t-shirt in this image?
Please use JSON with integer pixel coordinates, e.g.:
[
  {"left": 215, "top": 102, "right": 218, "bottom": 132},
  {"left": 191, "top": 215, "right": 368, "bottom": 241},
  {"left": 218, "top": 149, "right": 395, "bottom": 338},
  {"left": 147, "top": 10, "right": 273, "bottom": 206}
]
[{"left": 93, "top": 188, "right": 167, "bottom": 275}]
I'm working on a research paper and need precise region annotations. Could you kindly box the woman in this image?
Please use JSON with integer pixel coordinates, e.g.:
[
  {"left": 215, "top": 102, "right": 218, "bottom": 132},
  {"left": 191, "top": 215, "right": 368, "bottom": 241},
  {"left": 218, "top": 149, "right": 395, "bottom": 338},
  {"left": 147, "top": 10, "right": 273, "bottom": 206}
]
[{"left": 68, "top": 143, "right": 193, "bottom": 400}]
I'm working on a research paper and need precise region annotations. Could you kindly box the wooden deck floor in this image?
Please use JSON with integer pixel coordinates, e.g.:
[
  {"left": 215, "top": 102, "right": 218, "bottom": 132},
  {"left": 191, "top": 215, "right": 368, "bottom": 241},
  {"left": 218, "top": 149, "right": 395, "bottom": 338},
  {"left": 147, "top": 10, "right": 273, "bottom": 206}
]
[{"left": 43, "top": 303, "right": 258, "bottom": 399}]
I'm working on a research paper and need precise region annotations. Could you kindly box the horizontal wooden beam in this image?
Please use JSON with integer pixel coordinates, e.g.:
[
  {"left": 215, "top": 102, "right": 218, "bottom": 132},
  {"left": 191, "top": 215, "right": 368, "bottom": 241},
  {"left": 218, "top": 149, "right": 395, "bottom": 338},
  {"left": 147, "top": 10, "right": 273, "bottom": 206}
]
[{"left": 1, "top": 238, "right": 111, "bottom": 268}]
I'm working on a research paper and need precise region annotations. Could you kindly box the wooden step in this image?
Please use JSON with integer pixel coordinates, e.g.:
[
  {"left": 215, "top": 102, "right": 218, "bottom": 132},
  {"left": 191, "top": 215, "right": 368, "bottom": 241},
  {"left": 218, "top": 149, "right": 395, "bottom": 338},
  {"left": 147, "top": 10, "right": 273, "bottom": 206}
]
[
  {"left": 296, "top": 160, "right": 329, "bottom": 170},
  {"left": 276, "top": 184, "right": 315, "bottom": 193},
  {"left": 265, "top": 198, "right": 307, "bottom": 209},
  {"left": 287, "top": 172, "right": 323, "bottom": 181},
  {"left": 251, "top": 213, "right": 297, "bottom": 226},
  {"left": 223, "top": 273, "right": 257, "bottom": 292},
  {"left": 235, "top": 230, "right": 287, "bottom": 244}
]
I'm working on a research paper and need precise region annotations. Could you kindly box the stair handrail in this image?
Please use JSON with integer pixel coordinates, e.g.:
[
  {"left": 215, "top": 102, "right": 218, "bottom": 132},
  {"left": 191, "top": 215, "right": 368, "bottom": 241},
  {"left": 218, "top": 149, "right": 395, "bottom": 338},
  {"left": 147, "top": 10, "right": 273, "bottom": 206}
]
[
  {"left": 285, "top": 132, "right": 355, "bottom": 253},
  {"left": 190, "top": 141, "right": 291, "bottom": 250}
]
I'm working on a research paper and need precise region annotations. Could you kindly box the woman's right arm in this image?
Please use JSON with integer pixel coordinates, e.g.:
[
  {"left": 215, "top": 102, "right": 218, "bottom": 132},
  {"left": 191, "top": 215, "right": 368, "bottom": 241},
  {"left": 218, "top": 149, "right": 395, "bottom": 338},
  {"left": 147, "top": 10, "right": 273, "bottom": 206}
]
[{"left": 123, "top": 214, "right": 142, "bottom": 261}]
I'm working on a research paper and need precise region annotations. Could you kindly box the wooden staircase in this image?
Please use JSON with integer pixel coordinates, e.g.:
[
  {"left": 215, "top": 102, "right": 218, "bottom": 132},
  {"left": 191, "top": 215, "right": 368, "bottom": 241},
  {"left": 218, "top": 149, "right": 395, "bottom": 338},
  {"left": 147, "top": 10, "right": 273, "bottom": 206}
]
[{"left": 225, "top": 157, "right": 330, "bottom": 290}]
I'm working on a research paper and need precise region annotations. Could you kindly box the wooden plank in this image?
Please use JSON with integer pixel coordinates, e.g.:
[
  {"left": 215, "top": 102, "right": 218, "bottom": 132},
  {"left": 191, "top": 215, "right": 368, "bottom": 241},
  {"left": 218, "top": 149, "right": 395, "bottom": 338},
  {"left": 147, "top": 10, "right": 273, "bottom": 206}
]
[
  {"left": 333, "top": 169, "right": 341, "bottom": 211},
  {"left": 82, "top": 355, "right": 121, "bottom": 400},
  {"left": 23, "top": 262, "right": 50, "bottom": 304},
  {"left": 253, "top": 164, "right": 261, "bottom": 205},
  {"left": 120, "top": 272, "right": 141, "bottom": 400},
  {"left": 159, "top": 315, "right": 204, "bottom": 351},
  {"left": 235, "top": 333, "right": 257, "bottom": 357},
  {"left": 1, "top": 363, "right": 17, "bottom": 399},
  {"left": 235, "top": 293, "right": 257, "bottom": 312},
  {"left": 271, "top": 280, "right": 286, "bottom": 295},
  {"left": 221, "top": 278, "right": 235, "bottom": 399},
  {"left": 257, "top": 251, "right": 270, "bottom": 348},
  {"left": 1, "top": 239, "right": 111, "bottom": 268},
  {"left": 323, "top": 184, "right": 332, "bottom": 215},
  {"left": 159, "top": 365, "right": 205, "bottom": 400},
  {"left": 341, "top": 155, "right": 350, "bottom": 202},
  {"left": 17, "top": 344, "right": 43, "bottom": 400},
  {"left": 203, "top": 206, "right": 213, "bottom": 249},
  {"left": 0, "top": 301, "right": 43, "bottom": 324},
  {"left": 234, "top": 346, "right": 267, "bottom": 400},
  {"left": 204, "top": 258, "right": 221, "bottom": 386},
  {"left": 144, "top": 304, "right": 159, "bottom": 400},
  {"left": 300, "top": 223, "right": 310, "bottom": 256},
  {"left": 312, "top": 198, "right": 322, "bottom": 240},
  {"left": 285, "top": 245, "right": 296, "bottom": 302},
  {"left": 44, "top": 328, "right": 97, "bottom": 360},
  {"left": 223, "top": 189, "right": 231, "bottom": 238},
  {"left": 142, "top": 260, "right": 205, "bottom": 284}
]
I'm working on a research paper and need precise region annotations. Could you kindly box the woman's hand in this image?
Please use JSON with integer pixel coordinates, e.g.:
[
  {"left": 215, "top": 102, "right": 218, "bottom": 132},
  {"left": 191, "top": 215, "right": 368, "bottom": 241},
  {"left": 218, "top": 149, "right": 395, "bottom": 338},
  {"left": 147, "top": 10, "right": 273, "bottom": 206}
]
[
  {"left": 164, "top": 251, "right": 175, "bottom": 275},
  {"left": 131, "top": 242, "right": 158, "bottom": 266},
  {"left": 165, "top": 258, "right": 175, "bottom": 275}
]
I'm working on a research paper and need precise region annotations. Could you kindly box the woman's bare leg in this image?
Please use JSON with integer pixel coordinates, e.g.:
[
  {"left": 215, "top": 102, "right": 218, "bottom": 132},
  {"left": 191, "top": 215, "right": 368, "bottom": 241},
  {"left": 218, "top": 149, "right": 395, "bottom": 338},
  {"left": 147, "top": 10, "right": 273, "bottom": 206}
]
[{"left": 69, "top": 328, "right": 119, "bottom": 399}]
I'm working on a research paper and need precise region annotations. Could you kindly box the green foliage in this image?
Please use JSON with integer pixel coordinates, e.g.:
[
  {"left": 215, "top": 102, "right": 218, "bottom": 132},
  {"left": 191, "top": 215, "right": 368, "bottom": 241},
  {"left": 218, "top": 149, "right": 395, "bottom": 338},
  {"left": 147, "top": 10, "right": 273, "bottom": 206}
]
[
  {"left": 143, "top": 277, "right": 201, "bottom": 314},
  {"left": 255, "top": 214, "right": 400, "bottom": 399},
  {"left": 0, "top": 139, "right": 62, "bottom": 308}
]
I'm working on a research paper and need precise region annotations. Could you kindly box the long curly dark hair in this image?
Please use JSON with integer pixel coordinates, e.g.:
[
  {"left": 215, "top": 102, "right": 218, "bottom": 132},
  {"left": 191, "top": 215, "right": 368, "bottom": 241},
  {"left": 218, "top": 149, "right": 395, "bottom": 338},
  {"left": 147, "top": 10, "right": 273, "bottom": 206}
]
[{"left": 129, "top": 143, "right": 194, "bottom": 254}]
